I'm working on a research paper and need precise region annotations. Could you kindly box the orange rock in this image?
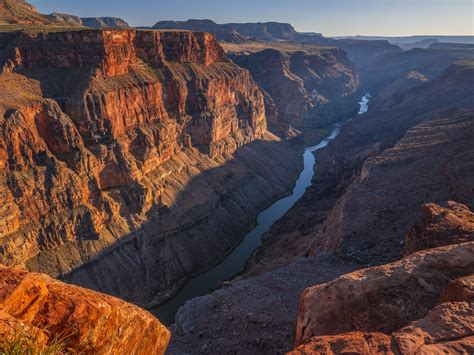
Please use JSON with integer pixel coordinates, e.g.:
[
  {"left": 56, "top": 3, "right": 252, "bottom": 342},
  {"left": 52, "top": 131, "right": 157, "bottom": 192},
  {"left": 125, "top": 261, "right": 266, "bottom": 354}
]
[
  {"left": 405, "top": 201, "right": 474, "bottom": 255},
  {"left": 0, "top": 28, "right": 268, "bottom": 297},
  {"left": 294, "top": 242, "right": 474, "bottom": 345},
  {"left": 291, "top": 301, "right": 474, "bottom": 354},
  {"left": 0, "top": 266, "right": 170, "bottom": 354},
  {"left": 439, "top": 274, "right": 474, "bottom": 303}
]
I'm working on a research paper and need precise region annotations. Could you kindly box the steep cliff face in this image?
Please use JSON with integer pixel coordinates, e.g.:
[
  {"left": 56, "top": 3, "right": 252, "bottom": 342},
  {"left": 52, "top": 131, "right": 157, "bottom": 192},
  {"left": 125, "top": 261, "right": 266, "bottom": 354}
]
[
  {"left": 306, "top": 108, "right": 474, "bottom": 264},
  {"left": 0, "top": 29, "right": 301, "bottom": 307},
  {"left": 229, "top": 46, "right": 358, "bottom": 137},
  {"left": 0, "top": 266, "right": 170, "bottom": 354}
]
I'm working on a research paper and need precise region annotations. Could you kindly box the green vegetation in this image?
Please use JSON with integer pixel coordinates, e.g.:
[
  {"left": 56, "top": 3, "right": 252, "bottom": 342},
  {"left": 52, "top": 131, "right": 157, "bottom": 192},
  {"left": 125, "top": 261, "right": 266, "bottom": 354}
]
[{"left": 0, "top": 327, "right": 71, "bottom": 355}]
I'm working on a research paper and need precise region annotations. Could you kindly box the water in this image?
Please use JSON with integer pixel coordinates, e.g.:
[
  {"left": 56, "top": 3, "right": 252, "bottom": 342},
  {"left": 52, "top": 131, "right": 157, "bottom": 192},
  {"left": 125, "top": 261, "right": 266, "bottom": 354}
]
[{"left": 151, "top": 94, "right": 371, "bottom": 325}]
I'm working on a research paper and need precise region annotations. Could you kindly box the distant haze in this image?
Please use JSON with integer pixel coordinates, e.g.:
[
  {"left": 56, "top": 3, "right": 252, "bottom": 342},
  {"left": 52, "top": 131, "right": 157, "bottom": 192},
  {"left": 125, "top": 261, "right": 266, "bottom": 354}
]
[{"left": 30, "top": 0, "right": 473, "bottom": 36}]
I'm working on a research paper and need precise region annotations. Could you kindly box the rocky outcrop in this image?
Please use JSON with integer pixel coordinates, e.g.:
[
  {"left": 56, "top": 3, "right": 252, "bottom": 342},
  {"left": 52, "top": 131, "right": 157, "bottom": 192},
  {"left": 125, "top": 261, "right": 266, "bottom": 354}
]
[
  {"left": 292, "top": 300, "right": 474, "bottom": 354},
  {"left": 294, "top": 242, "right": 474, "bottom": 345},
  {"left": 81, "top": 17, "right": 130, "bottom": 29},
  {"left": 0, "top": 266, "right": 170, "bottom": 354},
  {"left": 0, "top": 28, "right": 302, "bottom": 308},
  {"left": 405, "top": 202, "right": 474, "bottom": 255},
  {"left": 292, "top": 273, "right": 474, "bottom": 354},
  {"left": 229, "top": 46, "right": 358, "bottom": 137}
]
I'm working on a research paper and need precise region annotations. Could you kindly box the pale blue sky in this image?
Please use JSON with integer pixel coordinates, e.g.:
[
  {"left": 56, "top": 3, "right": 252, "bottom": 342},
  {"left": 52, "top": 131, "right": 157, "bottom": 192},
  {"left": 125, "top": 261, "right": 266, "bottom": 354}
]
[{"left": 30, "top": 0, "right": 473, "bottom": 36}]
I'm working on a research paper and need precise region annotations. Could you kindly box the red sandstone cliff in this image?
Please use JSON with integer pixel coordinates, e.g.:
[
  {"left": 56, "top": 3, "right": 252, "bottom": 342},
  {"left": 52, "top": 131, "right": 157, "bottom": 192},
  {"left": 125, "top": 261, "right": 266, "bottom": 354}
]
[
  {"left": 0, "top": 28, "right": 302, "bottom": 307},
  {"left": 0, "top": 266, "right": 170, "bottom": 354}
]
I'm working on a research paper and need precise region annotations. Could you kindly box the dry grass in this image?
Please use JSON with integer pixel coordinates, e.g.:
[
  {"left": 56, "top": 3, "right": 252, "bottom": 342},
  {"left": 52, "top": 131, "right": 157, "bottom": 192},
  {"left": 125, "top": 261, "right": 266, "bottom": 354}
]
[
  {"left": 0, "top": 24, "right": 87, "bottom": 33},
  {"left": 0, "top": 327, "right": 72, "bottom": 355},
  {"left": 221, "top": 41, "right": 334, "bottom": 55}
]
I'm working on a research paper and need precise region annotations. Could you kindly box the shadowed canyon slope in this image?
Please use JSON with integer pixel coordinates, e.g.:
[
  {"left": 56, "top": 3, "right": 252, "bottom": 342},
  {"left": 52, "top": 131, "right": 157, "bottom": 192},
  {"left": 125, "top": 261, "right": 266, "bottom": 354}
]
[
  {"left": 0, "top": 28, "right": 303, "bottom": 307},
  {"left": 226, "top": 44, "right": 358, "bottom": 138}
]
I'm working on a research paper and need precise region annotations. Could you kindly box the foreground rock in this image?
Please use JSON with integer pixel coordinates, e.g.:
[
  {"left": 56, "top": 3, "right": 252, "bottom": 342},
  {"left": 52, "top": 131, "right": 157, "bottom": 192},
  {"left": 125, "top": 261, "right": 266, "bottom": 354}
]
[
  {"left": 292, "top": 273, "right": 474, "bottom": 354},
  {"left": 295, "top": 242, "right": 474, "bottom": 344},
  {"left": 292, "top": 302, "right": 474, "bottom": 354},
  {"left": 0, "top": 266, "right": 170, "bottom": 354}
]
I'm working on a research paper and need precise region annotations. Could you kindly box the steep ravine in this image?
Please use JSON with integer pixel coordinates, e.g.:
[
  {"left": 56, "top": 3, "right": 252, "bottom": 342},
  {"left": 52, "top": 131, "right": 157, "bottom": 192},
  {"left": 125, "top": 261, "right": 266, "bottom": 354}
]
[
  {"left": 168, "top": 95, "right": 369, "bottom": 353},
  {"left": 152, "top": 95, "right": 368, "bottom": 324}
]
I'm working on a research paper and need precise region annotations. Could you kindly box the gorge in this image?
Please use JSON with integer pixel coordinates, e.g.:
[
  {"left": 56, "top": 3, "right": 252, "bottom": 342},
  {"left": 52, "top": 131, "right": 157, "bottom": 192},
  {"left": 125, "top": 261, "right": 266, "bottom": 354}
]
[
  {"left": 0, "top": 1, "right": 473, "bottom": 354},
  {"left": 152, "top": 94, "right": 371, "bottom": 324}
]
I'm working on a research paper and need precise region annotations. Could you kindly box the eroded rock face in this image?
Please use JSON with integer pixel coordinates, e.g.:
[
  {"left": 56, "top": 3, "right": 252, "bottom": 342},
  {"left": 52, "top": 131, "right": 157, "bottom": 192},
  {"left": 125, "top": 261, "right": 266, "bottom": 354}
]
[
  {"left": 405, "top": 202, "right": 474, "bottom": 255},
  {"left": 294, "top": 242, "right": 474, "bottom": 345},
  {"left": 307, "top": 108, "right": 474, "bottom": 265},
  {"left": 230, "top": 47, "right": 358, "bottom": 136},
  {"left": 292, "top": 274, "right": 474, "bottom": 354},
  {"left": 0, "top": 29, "right": 301, "bottom": 307},
  {"left": 0, "top": 266, "right": 170, "bottom": 354}
]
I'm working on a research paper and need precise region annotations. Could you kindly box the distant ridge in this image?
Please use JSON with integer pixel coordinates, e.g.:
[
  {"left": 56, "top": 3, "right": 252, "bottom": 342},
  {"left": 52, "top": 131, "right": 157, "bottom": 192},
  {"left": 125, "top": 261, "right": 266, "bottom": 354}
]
[
  {"left": 0, "top": 0, "right": 53, "bottom": 24},
  {"left": 81, "top": 17, "right": 130, "bottom": 29}
]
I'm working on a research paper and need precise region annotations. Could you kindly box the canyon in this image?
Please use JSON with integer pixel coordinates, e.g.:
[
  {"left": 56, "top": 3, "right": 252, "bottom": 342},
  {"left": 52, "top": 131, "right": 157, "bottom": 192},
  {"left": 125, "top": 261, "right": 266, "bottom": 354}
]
[
  {"left": 1, "top": 1, "right": 474, "bottom": 354},
  {"left": 0, "top": 27, "right": 306, "bottom": 310},
  {"left": 169, "top": 58, "right": 474, "bottom": 353}
]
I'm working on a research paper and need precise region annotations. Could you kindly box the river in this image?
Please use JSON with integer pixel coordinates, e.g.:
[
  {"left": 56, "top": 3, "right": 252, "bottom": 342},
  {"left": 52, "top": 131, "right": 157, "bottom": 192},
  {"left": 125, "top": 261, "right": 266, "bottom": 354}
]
[{"left": 151, "top": 94, "right": 371, "bottom": 325}]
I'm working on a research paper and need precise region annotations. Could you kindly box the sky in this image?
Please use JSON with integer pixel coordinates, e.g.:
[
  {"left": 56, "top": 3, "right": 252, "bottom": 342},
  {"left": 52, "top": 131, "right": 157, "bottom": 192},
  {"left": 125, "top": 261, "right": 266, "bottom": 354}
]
[{"left": 30, "top": 0, "right": 473, "bottom": 37}]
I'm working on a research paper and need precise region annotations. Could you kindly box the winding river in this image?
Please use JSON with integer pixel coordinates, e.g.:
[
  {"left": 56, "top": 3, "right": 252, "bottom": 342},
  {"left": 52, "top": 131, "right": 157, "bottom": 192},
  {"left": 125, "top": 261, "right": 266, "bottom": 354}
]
[{"left": 152, "top": 94, "right": 371, "bottom": 325}]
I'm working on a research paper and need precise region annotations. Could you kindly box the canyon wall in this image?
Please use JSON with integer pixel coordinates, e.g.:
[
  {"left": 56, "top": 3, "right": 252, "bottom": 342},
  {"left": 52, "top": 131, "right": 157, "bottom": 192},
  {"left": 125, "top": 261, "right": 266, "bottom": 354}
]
[
  {"left": 0, "top": 28, "right": 301, "bottom": 307},
  {"left": 227, "top": 45, "right": 358, "bottom": 139}
]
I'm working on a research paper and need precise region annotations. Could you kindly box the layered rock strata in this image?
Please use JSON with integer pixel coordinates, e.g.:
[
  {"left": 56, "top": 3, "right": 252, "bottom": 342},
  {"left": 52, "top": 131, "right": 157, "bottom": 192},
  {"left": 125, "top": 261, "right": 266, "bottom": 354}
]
[
  {"left": 0, "top": 266, "right": 170, "bottom": 354},
  {"left": 229, "top": 47, "right": 358, "bottom": 136},
  {"left": 0, "top": 29, "right": 301, "bottom": 307}
]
